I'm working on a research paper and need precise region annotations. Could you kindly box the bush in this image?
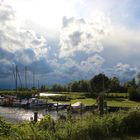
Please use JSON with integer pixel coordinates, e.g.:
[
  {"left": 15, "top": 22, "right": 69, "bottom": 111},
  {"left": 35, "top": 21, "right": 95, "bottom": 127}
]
[
  {"left": 121, "top": 111, "right": 140, "bottom": 134},
  {"left": 55, "top": 115, "right": 107, "bottom": 140},
  {"left": 49, "top": 96, "right": 71, "bottom": 102},
  {"left": 106, "top": 93, "right": 128, "bottom": 99},
  {"left": 128, "top": 87, "right": 140, "bottom": 101},
  {"left": 102, "top": 114, "right": 124, "bottom": 137},
  {"left": 37, "top": 115, "right": 55, "bottom": 131},
  {"left": 0, "top": 117, "right": 12, "bottom": 136}
]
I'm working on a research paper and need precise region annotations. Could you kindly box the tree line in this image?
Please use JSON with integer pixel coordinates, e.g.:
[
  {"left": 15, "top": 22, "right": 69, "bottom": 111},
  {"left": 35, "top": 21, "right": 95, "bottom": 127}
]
[
  {"left": 41, "top": 73, "right": 126, "bottom": 93},
  {"left": 40, "top": 73, "right": 140, "bottom": 101}
]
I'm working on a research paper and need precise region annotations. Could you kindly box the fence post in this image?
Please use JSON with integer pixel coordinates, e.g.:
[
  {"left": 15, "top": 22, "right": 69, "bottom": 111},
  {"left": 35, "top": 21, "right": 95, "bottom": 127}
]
[
  {"left": 34, "top": 112, "right": 38, "bottom": 122},
  {"left": 98, "top": 95, "right": 104, "bottom": 116},
  {"left": 56, "top": 102, "right": 58, "bottom": 112},
  {"left": 80, "top": 103, "right": 83, "bottom": 116}
]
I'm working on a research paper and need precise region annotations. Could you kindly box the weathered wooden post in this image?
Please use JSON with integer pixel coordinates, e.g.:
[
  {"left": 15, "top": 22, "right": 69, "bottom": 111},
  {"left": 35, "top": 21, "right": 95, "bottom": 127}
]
[
  {"left": 67, "top": 104, "right": 72, "bottom": 113},
  {"left": 56, "top": 102, "right": 58, "bottom": 113},
  {"left": 80, "top": 103, "right": 83, "bottom": 116},
  {"left": 104, "top": 100, "right": 107, "bottom": 113},
  {"left": 67, "top": 104, "right": 72, "bottom": 119},
  {"left": 98, "top": 95, "right": 104, "bottom": 116},
  {"left": 34, "top": 112, "right": 38, "bottom": 122}
]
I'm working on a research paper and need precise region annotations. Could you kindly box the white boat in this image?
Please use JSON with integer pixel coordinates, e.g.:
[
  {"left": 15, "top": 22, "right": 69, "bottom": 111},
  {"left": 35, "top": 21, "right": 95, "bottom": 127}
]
[
  {"left": 53, "top": 103, "right": 66, "bottom": 110},
  {"left": 0, "top": 96, "right": 4, "bottom": 106},
  {"left": 12, "top": 99, "right": 21, "bottom": 107},
  {"left": 21, "top": 99, "right": 28, "bottom": 107},
  {"left": 28, "top": 98, "right": 47, "bottom": 108},
  {"left": 71, "top": 102, "right": 85, "bottom": 110}
]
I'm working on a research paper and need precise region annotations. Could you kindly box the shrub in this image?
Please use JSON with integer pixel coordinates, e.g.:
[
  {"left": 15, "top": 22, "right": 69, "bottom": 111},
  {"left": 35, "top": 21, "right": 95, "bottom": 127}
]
[
  {"left": 102, "top": 114, "right": 124, "bottom": 137},
  {"left": 128, "top": 87, "right": 140, "bottom": 101},
  {"left": 55, "top": 115, "right": 107, "bottom": 140},
  {"left": 121, "top": 111, "right": 140, "bottom": 135},
  {"left": 37, "top": 115, "right": 55, "bottom": 131},
  {"left": 0, "top": 117, "right": 13, "bottom": 136},
  {"left": 49, "top": 96, "right": 71, "bottom": 101}
]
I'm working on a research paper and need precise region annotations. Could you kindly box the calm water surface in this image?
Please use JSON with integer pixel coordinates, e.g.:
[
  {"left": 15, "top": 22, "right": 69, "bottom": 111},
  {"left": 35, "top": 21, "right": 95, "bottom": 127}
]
[
  {"left": 0, "top": 93, "right": 67, "bottom": 122},
  {"left": 0, "top": 106, "right": 65, "bottom": 122}
]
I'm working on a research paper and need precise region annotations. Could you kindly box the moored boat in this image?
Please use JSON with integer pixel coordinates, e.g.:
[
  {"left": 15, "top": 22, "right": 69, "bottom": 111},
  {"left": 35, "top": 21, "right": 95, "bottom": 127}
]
[{"left": 28, "top": 98, "right": 47, "bottom": 108}]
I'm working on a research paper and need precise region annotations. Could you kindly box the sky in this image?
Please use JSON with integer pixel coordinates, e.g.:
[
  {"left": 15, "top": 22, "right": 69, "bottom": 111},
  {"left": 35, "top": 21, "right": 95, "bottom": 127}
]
[{"left": 0, "top": 0, "right": 140, "bottom": 88}]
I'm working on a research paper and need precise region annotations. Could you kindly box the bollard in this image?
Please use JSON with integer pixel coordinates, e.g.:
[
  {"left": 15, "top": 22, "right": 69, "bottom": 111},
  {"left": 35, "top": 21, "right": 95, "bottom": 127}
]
[
  {"left": 80, "top": 103, "right": 83, "bottom": 116},
  {"left": 56, "top": 102, "right": 58, "bottom": 112},
  {"left": 34, "top": 112, "right": 38, "bottom": 122},
  {"left": 98, "top": 95, "right": 104, "bottom": 116}
]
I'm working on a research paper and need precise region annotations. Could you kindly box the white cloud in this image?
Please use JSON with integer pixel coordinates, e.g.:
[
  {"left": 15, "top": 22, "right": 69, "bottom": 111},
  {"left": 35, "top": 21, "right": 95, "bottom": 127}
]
[
  {"left": 59, "top": 11, "right": 110, "bottom": 58},
  {"left": 0, "top": 59, "right": 12, "bottom": 77},
  {"left": 104, "top": 63, "right": 138, "bottom": 82},
  {"left": 3, "top": 0, "right": 85, "bottom": 31},
  {"left": 115, "top": 63, "right": 137, "bottom": 76},
  {"left": 116, "top": 63, "right": 132, "bottom": 72},
  {"left": 56, "top": 54, "right": 104, "bottom": 81},
  {"left": 81, "top": 54, "right": 104, "bottom": 70},
  {"left": 0, "top": 4, "right": 48, "bottom": 65},
  {"left": 103, "top": 25, "right": 140, "bottom": 56}
]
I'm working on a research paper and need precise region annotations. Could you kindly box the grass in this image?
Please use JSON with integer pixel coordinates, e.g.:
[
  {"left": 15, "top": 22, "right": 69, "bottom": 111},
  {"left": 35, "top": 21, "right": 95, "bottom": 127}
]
[
  {"left": 0, "top": 90, "right": 15, "bottom": 94},
  {"left": 48, "top": 98, "right": 96, "bottom": 105},
  {"left": 48, "top": 98, "right": 140, "bottom": 107},
  {"left": 109, "top": 136, "right": 140, "bottom": 140},
  {"left": 107, "top": 98, "right": 140, "bottom": 107},
  {"left": 107, "top": 92, "right": 128, "bottom": 96},
  {"left": 63, "top": 92, "right": 140, "bottom": 107}
]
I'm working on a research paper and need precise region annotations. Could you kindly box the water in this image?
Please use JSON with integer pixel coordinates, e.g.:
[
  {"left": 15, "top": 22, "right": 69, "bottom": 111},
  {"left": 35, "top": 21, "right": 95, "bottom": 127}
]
[
  {"left": 0, "top": 93, "right": 66, "bottom": 122},
  {"left": 0, "top": 106, "right": 64, "bottom": 123}
]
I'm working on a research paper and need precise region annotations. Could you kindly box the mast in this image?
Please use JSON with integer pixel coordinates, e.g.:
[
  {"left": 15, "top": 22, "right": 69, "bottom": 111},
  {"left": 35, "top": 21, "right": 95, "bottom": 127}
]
[
  {"left": 33, "top": 70, "right": 35, "bottom": 88},
  {"left": 17, "top": 69, "right": 22, "bottom": 89},
  {"left": 25, "top": 66, "right": 27, "bottom": 89},
  {"left": 37, "top": 80, "right": 39, "bottom": 90},
  {"left": 15, "top": 65, "right": 18, "bottom": 94},
  {"left": 103, "top": 74, "right": 104, "bottom": 92}
]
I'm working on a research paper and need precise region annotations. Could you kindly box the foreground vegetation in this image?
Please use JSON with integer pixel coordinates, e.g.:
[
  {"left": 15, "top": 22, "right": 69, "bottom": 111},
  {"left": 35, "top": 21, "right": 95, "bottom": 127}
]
[{"left": 0, "top": 110, "right": 140, "bottom": 140}]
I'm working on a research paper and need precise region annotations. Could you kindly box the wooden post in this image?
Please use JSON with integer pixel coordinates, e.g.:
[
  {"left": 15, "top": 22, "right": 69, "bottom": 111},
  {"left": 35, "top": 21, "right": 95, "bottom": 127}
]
[
  {"left": 34, "top": 112, "right": 38, "bottom": 122},
  {"left": 56, "top": 102, "right": 58, "bottom": 112},
  {"left": 80, "top": 103, "right": 83, "bottom": 116},
  {"left": 67, "top": 104, "right": 72, "bottom": 113},
  {"left": 67, "top": 104, "right": 72, "bottom": 120},
  {"left": 98, "top": 95, "right": 104, "bottom": 116}
]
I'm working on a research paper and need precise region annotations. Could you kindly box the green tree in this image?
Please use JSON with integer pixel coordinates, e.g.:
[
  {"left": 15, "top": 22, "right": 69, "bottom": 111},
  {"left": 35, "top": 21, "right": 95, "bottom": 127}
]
[
  {"left": 32, "top": 86, "right": 36, "bottom": 90},
  {"left": 90, "top": 73, "right": 110, "bottom": 93},
  {"left": 90, "top": 73, "right": 110, "bottom": 115},
  {"left": 70, "top": 81, "right": 80, "bottom": 92},
  {"left": 124, "top": 78, "right": 137, "bottom": 89},
  {"left": 137, "top": 73, "right": 140, "bottom": 86},
  {"left": 110, "top": 77, "right": 120, "bottom": 92},
  {"left": 128, "top": 86, "right": 140, "bottom": 101},
  {"left": 79, "top": 80, "right": 90, "bottom": 92},
  {"left": 51, "top": 84, "right": 63, "bottom": 92}
]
